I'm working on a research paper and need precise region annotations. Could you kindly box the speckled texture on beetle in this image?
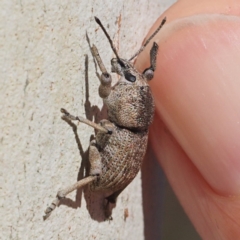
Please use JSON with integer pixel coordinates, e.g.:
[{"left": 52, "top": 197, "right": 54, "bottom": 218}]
[{"left": 44, "top": 16, "right": 166, "bottom": 220}]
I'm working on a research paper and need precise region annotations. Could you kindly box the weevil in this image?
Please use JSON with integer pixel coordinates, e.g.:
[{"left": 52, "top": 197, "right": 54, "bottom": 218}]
[{"left": 44, "top": 16, "right": 166, "bottom": 219}]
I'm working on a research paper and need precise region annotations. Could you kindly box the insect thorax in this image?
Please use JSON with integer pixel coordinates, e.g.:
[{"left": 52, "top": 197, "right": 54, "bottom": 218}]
[{"left": 104, "top": 81, "right": 155, "bottom": 131}]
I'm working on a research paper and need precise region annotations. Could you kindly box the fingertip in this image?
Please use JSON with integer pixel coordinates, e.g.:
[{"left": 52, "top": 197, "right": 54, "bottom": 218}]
[{"left": 138, "top": 14, "right": 240, "bottom": 195}]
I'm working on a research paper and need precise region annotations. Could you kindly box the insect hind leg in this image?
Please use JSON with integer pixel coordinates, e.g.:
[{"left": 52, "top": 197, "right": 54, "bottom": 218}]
[{"left": 44, "top": 176, "right": 96, "bottom": 219}]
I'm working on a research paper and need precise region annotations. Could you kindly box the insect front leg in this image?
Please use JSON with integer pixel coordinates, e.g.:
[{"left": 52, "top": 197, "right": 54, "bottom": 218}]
[
  {"left": 91, "top": 44, "right": 112, "bottom": 99},
  {"left": 142, "top": 42, "right": 159, "bottom": 81}
]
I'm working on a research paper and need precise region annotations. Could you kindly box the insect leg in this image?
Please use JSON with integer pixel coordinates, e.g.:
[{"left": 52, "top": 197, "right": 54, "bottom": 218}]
[
  {"left": 106, "top": 188, "right": 125, "bottom": 204},
  {"left": 104, "top": 187, "right": 126, "bottom": 220},
  {"left": 44, "top": 175, "right": 96, "bottom": 219},
  {"left": 89, "top": 140, "right": 102, "bottom": 176},
  {"left": 142, "top": 42, "right": 159, "bottom": 81},
  {"left": 61, "top": 108, "right": 110, "bottom": 134},
  {"left": 91, "top": 44, "right": 112, "bottom": 98}
]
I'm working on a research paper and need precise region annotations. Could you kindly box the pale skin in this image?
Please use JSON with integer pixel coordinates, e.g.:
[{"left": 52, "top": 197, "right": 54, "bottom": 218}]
[{"left": 136, "top": 0, "right": 240, "bottom": 239}]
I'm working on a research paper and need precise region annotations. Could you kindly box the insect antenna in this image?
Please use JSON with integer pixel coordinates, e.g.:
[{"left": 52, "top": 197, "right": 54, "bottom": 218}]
[
  {"left": 128, "top": 17, "right": 166, "bottom": 61},
  {"left": 94, "top": 17, "right": 123, "bottom": 65}
]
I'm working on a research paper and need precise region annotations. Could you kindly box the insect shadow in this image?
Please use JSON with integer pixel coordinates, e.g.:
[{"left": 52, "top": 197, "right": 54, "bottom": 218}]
[{"left": 58, "top": 36, "right": 115, "bottom": 222}]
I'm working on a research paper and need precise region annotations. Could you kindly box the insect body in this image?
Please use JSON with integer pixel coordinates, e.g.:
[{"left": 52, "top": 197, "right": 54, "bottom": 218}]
[{"left": 44, "top": 16, "right": 166, "bottom": 219}]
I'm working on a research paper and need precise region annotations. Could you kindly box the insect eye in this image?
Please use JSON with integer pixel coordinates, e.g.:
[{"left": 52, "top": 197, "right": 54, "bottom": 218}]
[{"left": 124, "top": 72, "right": 136, "bottom": 82}]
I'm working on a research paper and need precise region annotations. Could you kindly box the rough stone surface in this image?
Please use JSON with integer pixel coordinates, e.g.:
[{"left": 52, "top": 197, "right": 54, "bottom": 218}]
[{"left": 0, "top": 0, "right": 175, "bottom": 239}]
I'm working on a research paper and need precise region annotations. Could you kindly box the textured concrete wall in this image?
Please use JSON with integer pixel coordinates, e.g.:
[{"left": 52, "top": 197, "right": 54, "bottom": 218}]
[{"left": 0, "top": 0, "right": 176, "bottom": 239}]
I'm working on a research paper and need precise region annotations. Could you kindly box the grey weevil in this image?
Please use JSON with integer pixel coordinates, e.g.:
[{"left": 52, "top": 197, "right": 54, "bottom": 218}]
[{"left": 44, "top": 16, "right": 166, "bottom": 219}]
